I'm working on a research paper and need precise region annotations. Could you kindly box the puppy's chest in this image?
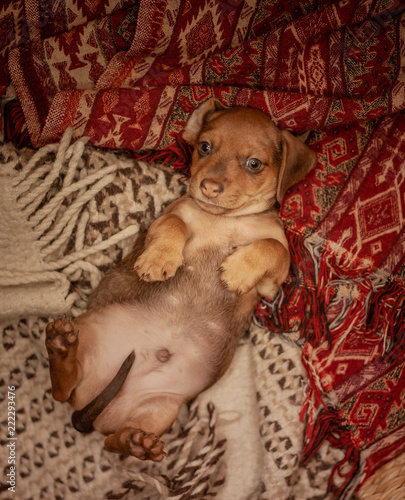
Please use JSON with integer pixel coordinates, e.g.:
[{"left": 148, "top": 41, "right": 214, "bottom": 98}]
[
  {"left": 181, "top": 212, "right": 255, "bottom": 261},
  {"left": 184, "top": 219, "right": 238, "bottom": 259}
]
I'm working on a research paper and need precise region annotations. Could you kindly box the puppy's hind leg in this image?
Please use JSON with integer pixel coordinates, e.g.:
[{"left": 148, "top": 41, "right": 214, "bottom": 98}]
[
  {"left": 45, "top": 317, "right": 82, "bottom": 402},
  {"left": 104, "top": 395, "right": 182, "bottom": 461}
]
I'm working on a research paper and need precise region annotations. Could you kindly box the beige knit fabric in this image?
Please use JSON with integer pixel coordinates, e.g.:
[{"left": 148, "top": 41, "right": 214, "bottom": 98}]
[
  {"left": 0, "top": 138, "right": 74, "bottom": 319},
  {"left": 0, "top": 133, "right": 346, "bottom": 499},
  {"left": 0, "top": 130, "right": 181, "bottom": 320}
]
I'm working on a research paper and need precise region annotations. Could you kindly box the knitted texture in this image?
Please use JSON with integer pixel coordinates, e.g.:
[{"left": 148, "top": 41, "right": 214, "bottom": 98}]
[
  {"left": 0, "top": 138, "right": 342, "bottom": 500},
  {"left": 0, "top": 129, "right": 186, "bottom": 320}
]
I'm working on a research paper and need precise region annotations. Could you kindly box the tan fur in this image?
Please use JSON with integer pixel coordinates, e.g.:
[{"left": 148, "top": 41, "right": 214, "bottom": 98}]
[
  {"left": 134, "top": 213, "right": 188, "bottom": 281},
  {"left": 45, "top": 99, "right": 317, "bottom": 461}
]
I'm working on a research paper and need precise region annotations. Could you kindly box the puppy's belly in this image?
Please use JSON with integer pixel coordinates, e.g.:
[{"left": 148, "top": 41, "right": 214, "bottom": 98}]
[
  {"left": 71, "top": 246, "right": 255, "bottom": 432},
  {"left": 73, "top": 303, "right": 215, "bottom": 409}
]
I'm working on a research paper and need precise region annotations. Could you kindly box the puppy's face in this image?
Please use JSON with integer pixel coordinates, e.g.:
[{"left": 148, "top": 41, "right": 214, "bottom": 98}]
[
  {"left": 185, "top": 105, "right": 281, "bottom": 216},
  {"left": 183, "top": 99, "right": 317, "bottom": 217}
]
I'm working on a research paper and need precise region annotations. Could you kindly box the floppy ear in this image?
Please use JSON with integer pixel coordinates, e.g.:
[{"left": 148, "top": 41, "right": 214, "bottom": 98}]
[
  {"left": 276, "top": 129, "right": 317, "bottom": 203},
  {"left": 182, "top": 98, "right": 227, "bottom": 145}
]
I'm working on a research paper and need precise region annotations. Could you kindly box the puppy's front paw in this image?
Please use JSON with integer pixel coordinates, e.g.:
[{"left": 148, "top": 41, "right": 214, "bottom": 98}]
[
  {"left": 220, "top": 247, "right": 262, "bottom": 294},
  {"left": 134, "top": 246, "right": 183, "bottom": 281}
]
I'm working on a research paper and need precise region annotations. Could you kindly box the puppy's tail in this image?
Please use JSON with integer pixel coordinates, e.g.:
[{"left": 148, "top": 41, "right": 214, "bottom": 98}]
[{"left": 71, "top": 350, "right": 135, "bottom": 433}]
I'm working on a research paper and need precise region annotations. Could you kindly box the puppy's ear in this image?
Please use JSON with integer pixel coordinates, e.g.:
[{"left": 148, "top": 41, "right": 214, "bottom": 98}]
[
  {"left": 182, "top": 98, "right": 227, "bottom": 145},
  {"left": 276, "top": 129, "right": 317, "bottom": 203}
]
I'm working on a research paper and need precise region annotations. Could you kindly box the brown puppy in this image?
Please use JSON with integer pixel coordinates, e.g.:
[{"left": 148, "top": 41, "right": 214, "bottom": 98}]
[{"left": 45, "top": 99, "right": 317, "bottom": 461}]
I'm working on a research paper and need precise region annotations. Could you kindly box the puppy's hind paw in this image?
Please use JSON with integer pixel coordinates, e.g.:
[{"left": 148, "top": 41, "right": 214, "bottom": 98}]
[
  {"left": 129, "top": 429, "right": 166, "bottom": 462},
  {"left": 46, "top": 317, "right": 78, "bottom": 354},
  {"left": 105, "top": 426, "right": 166, "bottom": 462}
]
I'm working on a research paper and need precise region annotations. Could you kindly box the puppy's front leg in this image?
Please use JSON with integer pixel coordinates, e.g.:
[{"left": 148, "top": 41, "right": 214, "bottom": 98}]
[
  {"left": 134, "top": 213, "right": 188, "bottom": 281},
  {"left": 220, "top": 239, "right": 290, "bottom": 298}
]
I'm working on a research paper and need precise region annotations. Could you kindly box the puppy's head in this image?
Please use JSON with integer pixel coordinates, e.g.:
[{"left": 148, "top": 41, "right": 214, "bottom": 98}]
[{"left": 183, "top": 98, "right": 317, "bottom": 216}]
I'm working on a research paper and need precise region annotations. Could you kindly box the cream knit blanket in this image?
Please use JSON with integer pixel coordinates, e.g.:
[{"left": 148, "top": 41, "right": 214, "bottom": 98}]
[
  {"left": 0, "top": 133, "right": 344, "bottom": 499},
  {"left": 0, "top": 129, "right": 178, "bottom": 320}
]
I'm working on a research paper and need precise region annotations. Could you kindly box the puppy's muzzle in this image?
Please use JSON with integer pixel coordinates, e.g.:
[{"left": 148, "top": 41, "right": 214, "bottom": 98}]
[{"left": 200, "top": 178, "right": 224, "bottom": 199}]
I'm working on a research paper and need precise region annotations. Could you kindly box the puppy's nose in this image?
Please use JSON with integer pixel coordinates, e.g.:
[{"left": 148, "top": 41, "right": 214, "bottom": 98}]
[{"left": 200, "top": 179, "right": 224, "bottom": 199}]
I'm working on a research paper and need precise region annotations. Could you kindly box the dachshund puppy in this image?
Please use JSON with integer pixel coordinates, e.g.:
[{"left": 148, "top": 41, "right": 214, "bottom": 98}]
[{"left": 45, "top": 99, "right": 317, "bottom": 461}]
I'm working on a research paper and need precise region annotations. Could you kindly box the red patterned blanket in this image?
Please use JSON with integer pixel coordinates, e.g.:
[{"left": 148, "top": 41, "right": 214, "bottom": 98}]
[{"left": 1, "top": 0, "right": 404, "bottom": 497}]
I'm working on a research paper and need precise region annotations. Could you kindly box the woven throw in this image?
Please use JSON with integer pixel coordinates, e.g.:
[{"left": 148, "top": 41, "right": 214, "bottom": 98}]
[{"left": 2, "top": 0, "right": 405, "bottom": 151}]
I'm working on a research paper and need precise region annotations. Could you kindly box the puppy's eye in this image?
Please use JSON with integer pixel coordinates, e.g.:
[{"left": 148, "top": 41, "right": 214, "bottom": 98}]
[
  {"left": 198, "top": 141, "right": 212, "bottom": 156},
  {"left": 246, "top": 158, "right": 263, "bottom": 172}
]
